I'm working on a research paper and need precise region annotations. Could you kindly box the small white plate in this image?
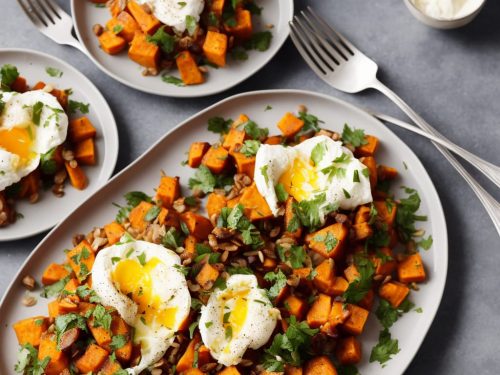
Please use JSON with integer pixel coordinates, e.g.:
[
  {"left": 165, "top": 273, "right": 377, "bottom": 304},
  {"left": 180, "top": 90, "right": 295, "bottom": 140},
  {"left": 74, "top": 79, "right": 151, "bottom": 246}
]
[
  {"left": 71, "top": 0, "right": 294, "bottom": 97},
  {"left": 0, "top": 48, "right": 119, "bottom": 241},
  {"left": 0, "top": 90, "right": 447, "bottom": 374}
]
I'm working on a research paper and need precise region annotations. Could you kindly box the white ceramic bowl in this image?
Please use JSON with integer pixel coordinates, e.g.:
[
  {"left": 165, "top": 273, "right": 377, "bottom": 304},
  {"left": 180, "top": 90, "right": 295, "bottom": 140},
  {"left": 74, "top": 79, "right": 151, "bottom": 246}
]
[{"left": 404, "top": 0, "right": 486, "bottom": 29}]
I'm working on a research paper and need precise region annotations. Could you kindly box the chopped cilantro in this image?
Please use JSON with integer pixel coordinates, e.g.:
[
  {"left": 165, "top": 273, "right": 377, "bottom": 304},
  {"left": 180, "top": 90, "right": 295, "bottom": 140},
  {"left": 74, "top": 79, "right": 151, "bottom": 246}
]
[
  {"left": 162, "top": 227, "right": 185, "bottom": 250},
  {"left": 342, "top": 124, "right": 368, "bottom": 147},
  {"left": 243, "top": 120, "right": 269, "bottom": 140},
  {"left": 240, "top": 140, "right": 261, "bottom": 156},
  {"left": 264, "top": 270, "right": 287, "bottom": 299},
  {"left": 147, "top": 26, "right": 175, "bottom": 53},
  {"left": 1, "top": 64, "right": 19, "bottom": 91},
  {"left": 208, "top": 116, "right": 232, "bottom": 134},
  {"left": 110, "top": 334, "right": 128, "bottom": 350},
  {"left": 45, "top": 67, "right": 63, "bottom": 77},
  {"left": 244, "top": 31, "right": 273, "bottom": 51},
  {"left": 162, "top": 75, "right": 184, "bottom": 86},
  {"left": 260, "top": 165, "right": 269, "bottom": 184},
  {"left": 396, "top": 186, "right": 427, "bottom": 243},
  {"left": 369, "top": 329, "right": 400, "bottom": 365},
  {"left": 343, "top": 254, "right": 374, "bottom": 304},
  {"left": 310, "top": 140, "right": 326, "bottom": 166},
  {"left": 68, "top": 100, "right": 89, "bottom": 114},
  {"left": 112, "top": 24, "right": 124, "bottom": 34},
  {"left": 31, "top": 101, "right": 44, "bottom": 126}
]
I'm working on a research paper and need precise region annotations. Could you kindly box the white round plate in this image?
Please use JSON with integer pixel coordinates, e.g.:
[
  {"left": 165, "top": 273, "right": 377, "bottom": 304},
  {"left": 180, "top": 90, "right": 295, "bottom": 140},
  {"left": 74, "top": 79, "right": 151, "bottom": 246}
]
[
  {"left": 71, "top": 0, "right": 294, "bottom": 97},
  {"left": 0, "top": 48, "right": 118, "bottom": 241},
  {"left": 0, "top": 90, "right": 447, "bottom": 374}
]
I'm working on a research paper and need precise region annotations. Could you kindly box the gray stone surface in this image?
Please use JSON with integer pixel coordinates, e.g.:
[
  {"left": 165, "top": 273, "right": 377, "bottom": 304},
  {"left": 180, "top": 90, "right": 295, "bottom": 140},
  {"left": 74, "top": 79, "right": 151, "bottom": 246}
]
[{"left": 1, "top": 0, "right": 500, "bottom": 373}]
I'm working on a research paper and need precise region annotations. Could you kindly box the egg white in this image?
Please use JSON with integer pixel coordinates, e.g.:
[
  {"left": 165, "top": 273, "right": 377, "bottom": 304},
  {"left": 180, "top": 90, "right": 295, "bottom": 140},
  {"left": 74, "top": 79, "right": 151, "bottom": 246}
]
[
  {"left": 92, "top": 239, "right": 191, "bottom": 375},
  {"left": 0, "top": 90, "right": 68, "bottom": 191},
  {"left": 254, "top": 135, "right": 373, "bottom": 221},
  {"left": 199, "top": 274, "right": 279, "bottom": 366},
  {"left": 138, "top": 0, "right": 205, "bottom": 34}
]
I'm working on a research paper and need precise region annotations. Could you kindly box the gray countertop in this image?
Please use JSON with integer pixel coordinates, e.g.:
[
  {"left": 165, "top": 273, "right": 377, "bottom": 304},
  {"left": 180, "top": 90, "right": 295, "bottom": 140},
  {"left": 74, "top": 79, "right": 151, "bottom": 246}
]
[{"left": 1, "top": 0, "right": 500, "bottom": 374}]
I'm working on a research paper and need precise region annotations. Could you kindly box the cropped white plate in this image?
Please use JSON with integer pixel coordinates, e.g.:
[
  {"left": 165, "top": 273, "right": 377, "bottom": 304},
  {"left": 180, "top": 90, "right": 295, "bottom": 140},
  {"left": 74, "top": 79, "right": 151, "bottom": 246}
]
[
  {"left": 0, "top": 90, "right": 447, "bottom": 374},
  {"left": 0, "top": 48, "right": 118, "bottom": 241},
  {"left": 71, "top": 0, "right": 294, "bottom": 97}
]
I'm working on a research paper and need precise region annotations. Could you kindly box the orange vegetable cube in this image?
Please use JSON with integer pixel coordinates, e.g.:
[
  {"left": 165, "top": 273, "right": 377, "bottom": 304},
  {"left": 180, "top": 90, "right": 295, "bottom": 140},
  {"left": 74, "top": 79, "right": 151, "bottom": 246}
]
[
  {"left": 264, "top": 135, "right": 283, "bottom": 145},
  {"left": 378, "top": 165, "right": 398, "bottom": 181},
  {"left": 238, "top": 183, "right": 273, "bottom": 221},
  {"left": 68, "top": 117, "right": 97, "bottom": 143},
  {"left": 223, "top": 127, "right": 247, "bottom": 151},
  {"left": 336, "top": 336, "right": 362, "bottom": 365},
  {"left": 307, "top": 294, "right": 332, "bottom": 328},
  {"left": 127, "top": 0, "right": 161, "bottom": 34},
  {"left": 285, "top": 197, "right": 302, "bottom": 238},
  {"left": 74, "top": 138, "right": 96, "bottom": 165},
  {"left": 374, "top": 200, "right": 397, "bottom": 226},
  {"left": 202, "top": 146, "right": 229, "bottom": 174},
  {"left": 108, "top": 11, "right": 141, "bottom": 42},
  {"left": 38, "top": 333, "right": 69, "bottom": 375},
  {"left": 352, "top": 222, "right": 373, "bottom": 240},
  {"left": 98, "top": 30, "right": 126, "bottom": 54},
  {"left": 128, "top": 31, "right": 160, "bottom": 69},
  {"left": 196, "top": 263, "right": 220, "bottom": 290},
  {"left": 181, "top": 212, "right": 214, "bottom": 240},
  {"left": 304, "top": 356, "right": 338, "bottom": 375},
  {"left": 329, "top": 276, "right": 349, "bottom": 296},
  {"left": 277, "top": 112, "right": 304, "bottom": 138},
  {"left": 306, "top": 223, "right": 348, "bottom": 259},
  {"left": 224, "top": 9, "right": 252, "bottom": 39},
  {"left": 379, "top": 281, "right": 410, "bottom": 308},
  {"left": 13, "top": 317, "right": 48, "bottom": 347},
  {"left": 155, "top": 175, "right": 180, "bottom": 207},
  {"left": 188, "top": 142, "right": 210, "bottom": 168},
  {"left": 42, "top": 263, "right": 70, "bottom": 285},
  {"left": 355, "top": 134, "right": 379, "bottom": 157},
  {"left": 341, "top": 304, "right": 369, "bottom": 336},
  {"left": 66, "top": 240, "right": 94, "bottom": 281},
  {"left": 65, "top": 162, "right": 88, "bottom": 190},
  {"left": 203, "top": 30, "right": 228, "bottom": 67},
  {"left": 313, "top": 259, "right": 335, "bottom": 294},
  {"left": 211, "top": 0, "right": 225, "bottom": 17},
  {"left": 176, "top": 50, "right": 204, "bottom": 85},
  {"left": 231, "top": 151, "right": 256, "bottom": 178},
  {"left": 104, "top": 221, "right": 126, "bottom": 245},
  {"left": 284, "top": 295, "right": 307, "bottom": 320},
  {"left": 398, "top": 253, "right": 426, "bottom": 283},
  {"left": 206, "top": 192, "right": 227, "bottom": 218},
  {"left": 129, "top": 200, "right": 154, "bottom": 231},
  {"left": 75, "top": 343, "right": 109, "bottom": 373}
]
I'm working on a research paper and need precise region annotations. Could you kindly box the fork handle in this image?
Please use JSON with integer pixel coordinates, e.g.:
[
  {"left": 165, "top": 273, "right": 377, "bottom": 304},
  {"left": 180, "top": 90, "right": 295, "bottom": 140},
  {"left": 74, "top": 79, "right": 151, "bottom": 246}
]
[
  {"left": 371, "top": 79, "right": 500, "bottom": 236},
  {"left": 62, "top": 36, "right": 89, "bottom": 56}
]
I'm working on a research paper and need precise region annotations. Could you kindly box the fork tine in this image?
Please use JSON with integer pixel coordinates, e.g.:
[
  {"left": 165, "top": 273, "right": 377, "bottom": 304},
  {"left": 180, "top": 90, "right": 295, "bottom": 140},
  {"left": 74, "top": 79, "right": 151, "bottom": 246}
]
[
  {"left": 305, "top": 7, "right": 355, "bottom": 56},
  {"left": 289, "top": 23, "right": 328, "bottom": 78},
  {"left": 290, "top": 20, "right": 331, "bottom": 75},
  {"left": 17, "top": 0, "right": 43, "bottom": 26},
  {"left": 298, "top": 11, "right": 347, "bottom": 64},
  {"left": 40, "top": 0, "right": 62, "bottom": 20},
  {"left": 31, "top": 0, "right": 55, "bottom": 24},
  {"left": 293, "top": 17, "right": 338, "bottom": 70},
  {"left": 23, "top": 0, "right": 49, "bottom": 27}
]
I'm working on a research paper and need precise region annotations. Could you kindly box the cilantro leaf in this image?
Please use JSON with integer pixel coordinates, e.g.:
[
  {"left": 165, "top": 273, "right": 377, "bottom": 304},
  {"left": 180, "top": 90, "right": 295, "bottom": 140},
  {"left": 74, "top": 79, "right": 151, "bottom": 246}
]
[
  {"left": 264, "top": 270, "right": 287, "bottom": 299},
  {"left": 310, "top": 141, "right": 327, "bottom": 166},
  {"left": 240, "top": 140, "right": 261, "bottom": 156},
  {"left": 110, "top": 334, "right": 128, "bottom": 350},
  {"left": 396, "top": 186, "right": 427, "bottom": 243},
  {"left": 146, "top": 26, "right": 175, "bottom": 54},
  {"left": 91, "top": 305, "right": 112, "bottom": 331},
  {"left": 343, "top": 254, "right": 375, "bottom": 304},
  {"left": 68, "top": 100, "right": 90, "bottom": 114},
  {"left": 277, "top": 244, "right": 306, "bottom": 269},
  {"left": 162, "top": 227, "right": 185, "bottom": 250},
  {"left": 162, "top": 75, "right": 184, "bottom": 86},
  {"left": 297, "top": 111, "right": 324, "bottom": 136},
  {"left": 418, "top": 235, "right": 433, "bottom": 250},
  {"left": 45, "top": 67, "right": 63, "bottom": 78},
  {"left": 275, "top": 183, "right": 288, "bottom": 203},
  {"left": 55, "top": 313, "right": 88, "bottom": 349},
  {"left": 370, "top": 329, "right": 400, "bottom": 365},
  {"left": 208, "top": 116, "right": 232, "bottom": 134},
  {"left": 243, "top": 120, "right": 269, "bottom": 140},
  {"left": 40, "top": 275, "right": 71, "bottom": 298},
  {"left": 244, "top": 31, "right": 273, "bottom": 51},
  {"left": 342, "top": 124, "right": 368, "bottom": 147},
  {"left": 188, "top": 165, "right": 216, "bottom": 193},
  {"left": 1, "top": 64, "right": 19, "bottom": 91}
]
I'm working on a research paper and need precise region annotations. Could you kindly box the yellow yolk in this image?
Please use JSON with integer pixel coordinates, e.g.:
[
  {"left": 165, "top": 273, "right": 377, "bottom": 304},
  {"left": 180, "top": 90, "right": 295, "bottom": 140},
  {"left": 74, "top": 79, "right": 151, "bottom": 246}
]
[
  {"left": 278, "top": 157, "right": 320, "bottom": 202},
  {"left": 220, "top": 290, "right": 249, "bottom": 353},
  {"left": 0, "top": 127, "right": 34, "bottom": 161},
  {"left": 112, "top": 257, "right": 177, "bottom": 329}
]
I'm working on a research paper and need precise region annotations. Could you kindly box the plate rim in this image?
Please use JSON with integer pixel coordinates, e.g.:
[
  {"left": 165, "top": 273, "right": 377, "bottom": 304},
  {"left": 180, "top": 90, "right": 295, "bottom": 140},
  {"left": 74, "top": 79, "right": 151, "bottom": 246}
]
[
  {"left": 70, "top": 0, "right": 294, "bottom": 98},
  {"left": 0, "top": 89, "right": 448, "bottom": 373},
  {"left": 0, "top": 47, "right": 119, "bottom": 241}
]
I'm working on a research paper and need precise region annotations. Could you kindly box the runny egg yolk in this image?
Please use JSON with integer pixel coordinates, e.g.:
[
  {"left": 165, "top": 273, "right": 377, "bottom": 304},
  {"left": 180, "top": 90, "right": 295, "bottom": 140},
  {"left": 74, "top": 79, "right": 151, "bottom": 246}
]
[
  {"left": 0, "top": 127, "right": 34, "bottom": 162},
  {"left": 112, "top": 257, "right": 177, "bottom": 329},
  {"left": 220, "top": 290, "right": 249, "bottom": 351},
  {"left": 278, "top": 157, "right": 320, "bottom": 202}
]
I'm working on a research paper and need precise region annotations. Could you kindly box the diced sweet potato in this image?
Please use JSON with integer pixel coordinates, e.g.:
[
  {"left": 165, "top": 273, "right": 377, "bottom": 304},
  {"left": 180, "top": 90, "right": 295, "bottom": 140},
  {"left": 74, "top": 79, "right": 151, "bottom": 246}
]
[
  {"left": 48, "top": 300, "right": 61, "bottom": 318},
  {"left": 88, "top": 315, "right": 112, "bottom": 347},
  {"left": 127, "top": 0, "right": 161, "bottom": 34},
  {"left": 42, "top": 263, "right": 70, "bottom": 285},
  {"left": 65, "top": 162, "right": 88, "bottom": 190},
  {"left": 100, "top": 357, "right": 124, "bottom": 375},
  {"left": 341, "top": 304, "right": 369, "bottom": 336},
  {"left": 98, "top": 30, "right": 127, "bottom": 54},
  {"left": 196, "top": 263, "right": 220, "bottom": 290},
  {"left": 307, "top": 294, "right": 332, "bottom": 328},
  {"left": 74, "top": 138, "right": 96, "bottom": 165},
  {"left": 219, "top": 366, "right": 241, "bottom": 375},
  {"left": 129, "top": 200, "right": 154, "bottom": 231},
  {"left": 38, "top": 333, "right": 69, "bottom": 375},
  {"left": 370, "top": 247, "right": 396, "bottom": 277},
  {"left": 284, "top": 295, "right": 307, "bottom": 320},
  {"left": 12, "top": 76, "right": 28, "bottom": 92},
  {"left": 304, "top": 356, "right": 338, "bottom": 375},
  {"left": 184, "top": 235, "right": 197, "bottom": 255},
  {"left": 285, "top": 366, "right": 303, "bottom": 375},
  {"left": 336, "top": 336, "right": 362, "bottom": 365},
  {"left": 128, "top": 31, "right": 160, "bottom": 69},
  {"left": 374, "top": 200, "right": 397, "bottom": 226},
  {"left": 177, "top": 333, "right": 201, "bottom": 372},
  {"left": 13, "top": 317, "right": 48, "bottom": 347},
  {"left": 206, "top": 192, "right": 227, "bottom": 218},
  {"left": 224, "top": 8, "right": 252, "bottom": 39},
  {"left": 203, "top": 30, "right": 228, "bottom": 67},
  {"left": 176, "top": 50, "right": 204, "bottom": 85},
  {"left": 344, "top": 264, "right": 360, "bottom": 283},
  {"left": 75, "top": 343, "right": 109, "bottom": 373},
  {"left": 352, "top": 222, "right": 373, "bottom": 240},
  {"left": 231, "top": 151, "right": 255, "bottom": 178},
  {"left": 355, "top": 135, "right": 379, "bottom": 157},
  {"left": 181, "top": 212, "right": 214, "bottom": 240},
  {"left": 107, "top": 0, "right": 123, "bottom": 17},
  {"left": 66, "top": 240, "right": 94, "bottom": 282},
  {"left": 398, "top": 253, "right": 426, "bottom": 283},
  {"left": 306, "top": 223, "right": 348, "bottom": 259},
  {"left": 264, "top": 135, "right": 283, "bottom": 145},
  {"left": 188, "top": 142, "right": 210, "bottom": 168},
  {"left": 328, "top": 301, "right": 348, "bottom": 328},
  {"left": 202, "top": 146, "right": 229, "bottom": 174},
  {"left": 377, "top": 165, "right": 398, "bottom": 181},
  {"left": 155, "top": 176, "right": 180, "bottom": 207},
  {"left": 223, "top": 127, "right": 246, "bottom": 151},
  {"left": 329, "top": 276, "right": 349, "bottom": 296},
  {"left": 284, "top": 196, "right": 302, "bottom": 238},
  {"left": 238, "top": 183, "right": 273, "bottom": 221},
  {"left": 211, "top": 0, "right": 225, "bottom": 17},
  {"left": 277, "top": 112, "right": 304, "bottom": 138},
  {"left": 69, "top": 117, "right": 97, "bottom": 143},
  {"left": 104, "top": 221, "right": 126, "bottom": 245},
  {"left": 108, "top": 11, "right": 141, "bottom": 42},
  {"left": 355, "top": 205, "right": 371, "bottom": 224},
  {"left": 110, "top": 315, "right": 132, "bottom": 363},
  {"left": 31, "top": 82, "right": 68, "bottom": 108},
  {"left": 313, "top": 259, "right": 335, "bottom": 294},
  {"left": 379, "top": 281, "right": 410, "bottom": 308}
]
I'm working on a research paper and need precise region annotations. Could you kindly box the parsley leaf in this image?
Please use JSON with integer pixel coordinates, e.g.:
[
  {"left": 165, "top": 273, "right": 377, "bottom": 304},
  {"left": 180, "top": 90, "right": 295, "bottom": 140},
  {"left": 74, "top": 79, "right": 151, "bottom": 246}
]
[
  {"left": 310, "top": 141, "right": 326, "bottom": 166},
  {"left": 185, "top": 15, "right": 197, "bottom": 35},
  {"left": 55, "top": 313, "right": 88, "bottom": 349},
  {"left": 231, "top": 47, "right": 249, "bottom": 60},
  {"left": 292, "top": 193, "right": 336, "bottom": 230},
  {"left": 162, "top": 227, "right": 185, "bottom": 250},
  {"left": 208, "top": 116, "right": 232, "bottom": 134},
  {"left": 147, "top": 26, "right": 175, "bottom": 54},
  {"left": 91, "top": 305, "right": 112, "bottom": 331},
  {"left": 370, "top": 329, "right": 400, "bottom": 365},
  {"left": 396, "top": 186, "right": 427, "bottom": 243},
  {"left": 40, "top": 275, "right": 71, "bottom": 298},
  {"left": 14, "top": 344, "right": 50, "bottom": 375},
  {"left": 110, "top": 334, "right": 128, "bottom": 350},
  {"left": 244, "top": 31, "right": 273, "bottom": 51},
  {"left": 418, "top": 235, "right": 433, "bottom": 250},
  {"left": 45, "top": 67, "right": 63, "bottom": 78},
  {"left": 343, "top": 254, "right": 375, "bottom": 304},
  {"left": 277, "top": 244, "right": 306, "bottom": 269},
  {"left": 144, "top": 205, "right": 161, "bottom": 221},
  {"left": 264, "top": 270, "right": 287, "bottom": 299},
  {"left": 162, "top": 75, "right": 185, "bottom": 86},
  {"left": 1, "top": 64, "right": 19, "bottom": 91},
  {"left": 297, "top": 111, "right": 323, "bottom": 136},
  {"left": 68, "top": 100, "right": 90, "bottom": 114},
  {"left": 376, "top": 298, "right": 414, "bottom": 329},
  {"left": 240, "top": 140, "right": 261, "bottom": 156},
  {"left": 188, "top": 165, "right": 231, "bottom": 194},
  {"left": 31, "top": 101, "right": 44, "bottom": 126},
  {"left": 275, "top": 183, "right": 288, "bottom": 203},
  {"left": 342, "top": 124, "right": 368, "bottom": 147},
  {"left": 243, "top": 120, "right": 269, "bottom": 140}
]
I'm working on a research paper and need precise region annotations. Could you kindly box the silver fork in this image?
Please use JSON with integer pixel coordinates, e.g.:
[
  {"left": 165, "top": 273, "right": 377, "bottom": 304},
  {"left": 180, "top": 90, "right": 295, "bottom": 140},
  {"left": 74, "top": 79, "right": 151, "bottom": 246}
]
[
  {"left": 290, "top": 7, "right": 500, "bottom": 235},
  {"left": 17, "top": 0, "right": 87, "bottom": 55}
]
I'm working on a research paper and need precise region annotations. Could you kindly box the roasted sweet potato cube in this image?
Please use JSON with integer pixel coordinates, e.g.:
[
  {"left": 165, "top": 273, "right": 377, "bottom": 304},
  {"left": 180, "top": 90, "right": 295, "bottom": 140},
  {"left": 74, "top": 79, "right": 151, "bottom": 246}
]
[
  {"left": 306, "top": 223, "right": 348, "bottom": 259},
  {"left": 42, "top": 263, "right": 70, "bottom": 285},
  {"left": 285, "top": 366, "right": 303, "bottom": 375},
  {"left": 398, "top": 253, "right": 426, "bottom": 283},
  {"left": 181, "top": 212, "right": 214, "bottom": 240},
  {"left": 223, "top": 127, "right": 247, "bottom": 151},
  {"left": 203, "top": 30, "right": 228, "bottom": 67},
  {"left": 129, "top": 200, "right": 154, "bottom": 231},
  {"left": 336, "top": 336, "right": 362, "bottom": 365},
  {"left": 370, "top": 247, "right": 396, "bottom": 277},
  {"left": 341, "top": 304, "right": 369, "bottom": 336},
  {"left": 127, "top": 0, "right": 161, "bottom": 34},
  {"left": 304, "top": 355, "right": 338, "bottom": 375},
  {"left": 128, "top": 31, "right": 160, "bottom": 69},
  {"left": 379, "top": 281, "right": 410, "bottom": 308},
  {"left": 65, "top": 162, "right": 88, "bottom": 190},
  {"left": 344, "top": 264, "right": 360, "bottom": 283},
  {"left": 352, "top": 222, "right": 373, "bottom": 240},
  {"left": 355, "top": 134, "right": 379, "bottom": 157},
  {"left": 329, "top": 301, "right": 348, "bottom": 328},
  {"left": 284, "top": 295, "right": 307, "bottom": 320},
  {"left": 88, "top": 315, "right": 112, "bottom": 347},
  {"left": 307, "top": 294, "right": 332, "bottom": 328},
  {"left": 100, "top": 357, "right": 124, "bottom": 374},
  {"left": 206, "top": 192, "right": 227, "bottom": 218},
  {"left": 264, "top": 135, "right": 283, "bottom": 145},
  {"left": 155, "top": 176, "right": 180, "bottom": 207},
  {"left": 188, "top": 142, "right": 210, "bottom": 168},
  {"left": 104, "top": 221, "right": 126, "bottom": 245},
  {"left": 74, "top": 138, "right": 96, "bottom": 165},
  {"left": 284, "top": 196, "right": 302, "bottom": 238},
  {"left": 196, "top": 263, "right": 220, "bottom": 290},
  {"left": 355, "top": 205, "right": 371, "bottom": 224},
  {"left": 177, "top": 333, "right": 202, "bottom": 372},
  {"left": 66, "top": 240, "right": 94, "bottom": 281},
  {"left": 377, "top": 165, "right": 398, "bottom": 181},
  {"left": 107, "top": 11, "right": 141, "bottom": 42},
  {"left": 277, "top": 112, "right": 304, "bottom": 138},
  {"left": 330, "top": 277, "right": 349, "bottom": 296},
  {"left": 313, "top": 259, "right": 335, "bottom": 294},
  {"left": 75, "top": 343, "right": 109, "bottom": 373},
  {"left": 202, "top": 146, "right": 229, "bottom": 174},
  {"left": 224, "top": 8, "right": 252, "bottom": 39},
  {"left": 374, "top": 200, "right": 397, "bottom": 226},
  {"left": 12, "top": 76, "right": 28, "bottom": 92},
  {"left": 13, "top": 317, "right": 48, "bottom": 347},
  {"left": 231, "top": 151, "right": 256, "bottom": 178},
  {"left": 38, "top": 333, "right": 69, "bottom": 375},
  {"left": 69, "top": 117, "right": 97, "bottom": 143},
  {"left": 211, "top": 0, "right": 225, "bottom": 16},
  {"left": 99, "top": 30, "right": 127, "bottom": 54},
  {"left": 238, "top": 183, "right": 273, "bottom": 221},
  {"left": 219, "top": 366, "right": 241, "bottom": 375},
  {"left": 176, "top": 50, "right": 204, "bottom": 85}
]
